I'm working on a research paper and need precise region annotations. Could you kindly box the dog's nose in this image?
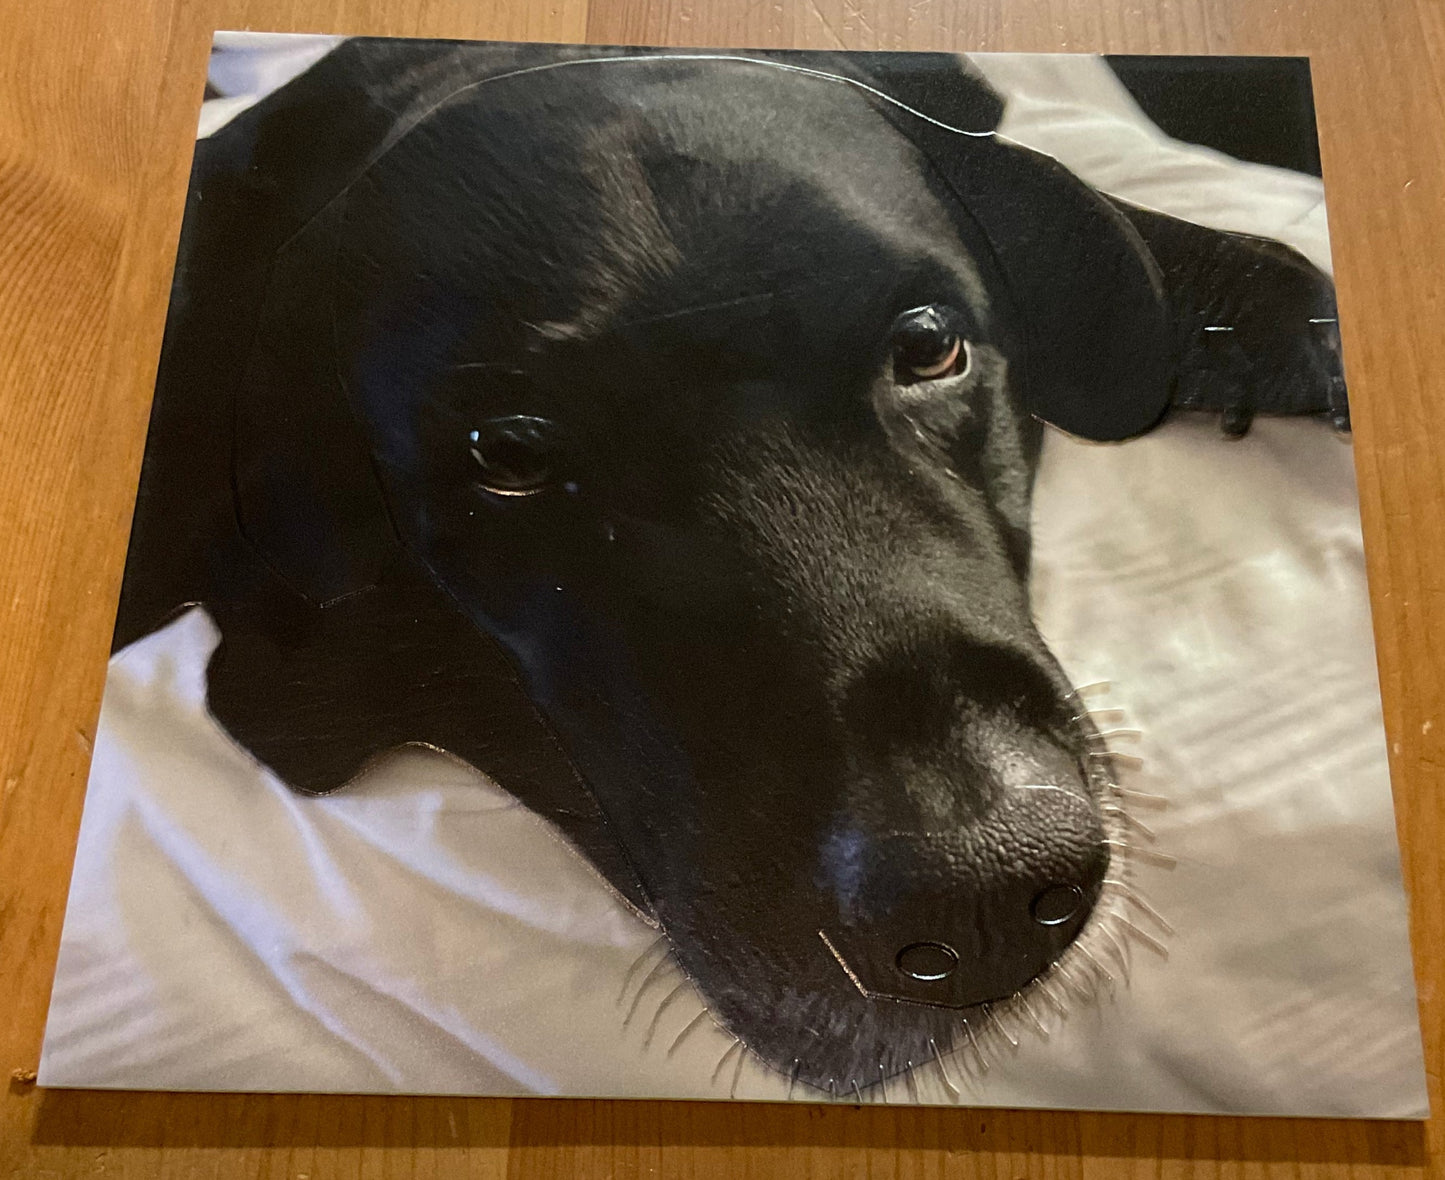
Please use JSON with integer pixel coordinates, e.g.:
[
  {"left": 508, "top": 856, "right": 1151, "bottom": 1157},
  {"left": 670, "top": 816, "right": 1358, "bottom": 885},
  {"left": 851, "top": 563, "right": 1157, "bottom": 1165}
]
[{"left": 818, "top": 782, "right": 1107, "bottom": 1008}]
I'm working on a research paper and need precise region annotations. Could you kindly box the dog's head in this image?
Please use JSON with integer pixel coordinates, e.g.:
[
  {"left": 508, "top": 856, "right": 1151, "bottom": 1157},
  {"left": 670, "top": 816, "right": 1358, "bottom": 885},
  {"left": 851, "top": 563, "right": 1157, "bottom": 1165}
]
[{"left": 162, "top": 48, "right": 1181, "bottom": 1091}]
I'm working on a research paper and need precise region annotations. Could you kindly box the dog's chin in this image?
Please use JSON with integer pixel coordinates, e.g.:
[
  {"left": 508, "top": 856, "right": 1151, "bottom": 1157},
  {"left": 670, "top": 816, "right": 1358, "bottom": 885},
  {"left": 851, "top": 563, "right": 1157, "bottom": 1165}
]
[
  {"left": 656, "top": 878, "right": 1101, "bottom": 1096},
  {"left": 731, "top": 979, "right": 974, "bottom": 1097},
  {"left": 665, "top": 928, "right": 1065, "bottom": 1097}
]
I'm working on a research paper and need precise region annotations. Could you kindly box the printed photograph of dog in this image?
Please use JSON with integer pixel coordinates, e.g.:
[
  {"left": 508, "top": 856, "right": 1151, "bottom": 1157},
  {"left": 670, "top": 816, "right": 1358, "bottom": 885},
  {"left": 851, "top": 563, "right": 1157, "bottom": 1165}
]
[{"left": 40, "top": 37, "right": 1426, "bottom": 1115}]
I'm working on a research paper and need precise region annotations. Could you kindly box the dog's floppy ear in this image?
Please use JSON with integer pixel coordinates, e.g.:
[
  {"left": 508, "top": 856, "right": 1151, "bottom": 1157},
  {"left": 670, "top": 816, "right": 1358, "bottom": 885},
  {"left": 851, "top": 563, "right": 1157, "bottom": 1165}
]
[{"left": 930, "top": 133, "right": 1174, "bottom": 440}]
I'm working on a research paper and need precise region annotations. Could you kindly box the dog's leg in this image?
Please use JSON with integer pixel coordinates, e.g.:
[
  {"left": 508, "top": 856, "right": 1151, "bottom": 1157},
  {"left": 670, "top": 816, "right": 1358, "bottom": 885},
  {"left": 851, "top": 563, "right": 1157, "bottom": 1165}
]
[{"left": 1110, "top": 199, "right": 1349, "bottom": 436}]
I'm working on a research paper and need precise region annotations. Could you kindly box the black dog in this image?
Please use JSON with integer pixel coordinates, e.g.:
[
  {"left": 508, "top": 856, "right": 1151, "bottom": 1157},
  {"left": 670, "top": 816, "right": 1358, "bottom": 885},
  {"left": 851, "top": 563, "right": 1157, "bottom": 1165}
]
[{"left": 115, "top": 40, "right": 1346, "bottom": 1095}]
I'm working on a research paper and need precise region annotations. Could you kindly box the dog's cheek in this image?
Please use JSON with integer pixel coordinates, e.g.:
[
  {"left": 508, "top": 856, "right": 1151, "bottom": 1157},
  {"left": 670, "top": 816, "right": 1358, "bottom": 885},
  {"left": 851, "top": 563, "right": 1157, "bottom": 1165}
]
[{"left": 951, "top": 368, "right": 1041, "bottom": 573}]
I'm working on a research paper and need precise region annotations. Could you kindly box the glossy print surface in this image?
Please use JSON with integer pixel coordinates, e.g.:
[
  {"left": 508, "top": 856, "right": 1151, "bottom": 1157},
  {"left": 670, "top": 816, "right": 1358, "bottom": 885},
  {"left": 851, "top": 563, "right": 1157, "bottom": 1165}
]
[{"left": 112, "top": 41, "right": 1344, "bottom": 1096}]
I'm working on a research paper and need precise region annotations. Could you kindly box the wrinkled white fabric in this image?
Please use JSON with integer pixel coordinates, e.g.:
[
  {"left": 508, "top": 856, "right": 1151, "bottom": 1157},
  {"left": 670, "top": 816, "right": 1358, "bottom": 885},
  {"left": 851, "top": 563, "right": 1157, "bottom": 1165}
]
[
  {"left": 40, "top": 44, "right": 1426, "bottom": 1116},
  {"left": 197, "top": 33, "right": 342, "bottom": 138}
]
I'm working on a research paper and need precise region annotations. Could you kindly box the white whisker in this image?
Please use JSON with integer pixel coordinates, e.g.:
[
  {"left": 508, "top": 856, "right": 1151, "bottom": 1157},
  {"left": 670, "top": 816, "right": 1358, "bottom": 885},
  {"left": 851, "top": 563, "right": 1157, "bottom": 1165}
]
[
  {"left": 623, "top": 953, "right": 676, "bottom": 1025},
  {"left": 930, "top": 1038, "right": 961, "bottom": 1098},
  {"left": 963, "top": 1019, "right": 989, "bottom": 1072},
  {"left": 1091, "top": 748, "right": 1145, "bottom": 769},
  {"left": 643, "top": 980, "right": 691, "bottom": 1048},
  {"left": 1118, "top": 914, "right": 1170, "bottom": 957},
  {"left": 1074, "top": 942, "right": 1116, "bottom": 995},
  {"left": 730, "top": 1042, "right": 747, "bottom": 1098},
  {"left": 1016, "top": 991, "right": 1051, "bottom": 1037},
  {"left": 984, "top": 1004, "right": 1018, "bottom": 1049},
  {"left": 711, "top": 1039, "right": 744, "bottom": 1085},
  {"left": 1113, "top": 785, "right": 1167, "bottom": 806},
  {"left": 1103, "top": 804, "right": 1157, "bottom": 840},
  {"left": 1105, "top": 881, "right": 1174, "bottom": 934},
  {"left": 1096, "top": 919, "right": 1134, "bottom": 979},
  {"left": 1040, "top": 975, "right": 1072, "bottom": 1016},
  {"left": 1053, "top": 960, "right": 1094, "bottom": 1000},
  {"left": 1103, "top": 840, "right": 1177, "bottom": 867},
  {"left": 666, "top": 1006, "right": 711, "bottom": 1056},
  {"left": 1074, "top": 707, "right": 1126, "bottom": 725},
  {"left": 617, "top": 935, "right": 668, "bottom": 1004}
]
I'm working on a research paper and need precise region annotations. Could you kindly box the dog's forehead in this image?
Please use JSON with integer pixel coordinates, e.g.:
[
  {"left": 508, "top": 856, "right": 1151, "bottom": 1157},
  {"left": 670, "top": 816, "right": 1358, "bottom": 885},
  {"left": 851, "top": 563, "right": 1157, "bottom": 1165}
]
[{"left": 341, "top": 60, "right": 989, "bottom": 357}]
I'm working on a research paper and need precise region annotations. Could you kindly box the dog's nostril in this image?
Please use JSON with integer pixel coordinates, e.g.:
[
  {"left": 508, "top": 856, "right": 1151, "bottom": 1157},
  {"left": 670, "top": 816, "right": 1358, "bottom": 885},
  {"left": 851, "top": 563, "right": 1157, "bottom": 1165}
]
[
  {"left": 895, "top": 941, "right": 959, "bottom": 982},
  {"left": 1031, "top": 883, "right": 1084, "bottom": 926}
]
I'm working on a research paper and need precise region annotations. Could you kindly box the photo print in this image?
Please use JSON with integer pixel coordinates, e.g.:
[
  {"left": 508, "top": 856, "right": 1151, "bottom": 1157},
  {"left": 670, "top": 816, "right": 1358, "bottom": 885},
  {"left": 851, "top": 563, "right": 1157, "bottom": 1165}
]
[{"left": 40, "top": 35, "right": 1426, "bottom": 1116}]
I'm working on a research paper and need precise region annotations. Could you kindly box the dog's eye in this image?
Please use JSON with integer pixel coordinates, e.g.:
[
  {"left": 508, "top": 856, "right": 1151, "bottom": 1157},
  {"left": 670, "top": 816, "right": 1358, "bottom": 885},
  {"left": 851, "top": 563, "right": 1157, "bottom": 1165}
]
[
  {"left": 891, "top": 304, "right": 971, "bottom": 382},
  {"left": 467, "top": 415, "right": 561, "bottom": 496}
]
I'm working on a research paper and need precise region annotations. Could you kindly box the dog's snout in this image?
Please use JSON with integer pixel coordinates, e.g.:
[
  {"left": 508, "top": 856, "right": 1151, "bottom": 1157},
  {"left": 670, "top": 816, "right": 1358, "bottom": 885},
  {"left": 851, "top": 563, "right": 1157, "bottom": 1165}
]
[{"left": 821, "top": 780, "right": 1108, "bottom": 1008}]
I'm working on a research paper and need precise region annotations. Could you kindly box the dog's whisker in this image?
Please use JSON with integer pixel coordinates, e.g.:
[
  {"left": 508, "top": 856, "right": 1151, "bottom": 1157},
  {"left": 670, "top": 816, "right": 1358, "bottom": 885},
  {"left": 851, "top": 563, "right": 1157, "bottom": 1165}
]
[
  {"left": 1090, "top": 748, "right": 1146, "bottom": 770},
  {"left": 1073, "top": 706, "right": 1126, "bottom": 725},
  {"left": 984, "top": 1003, "right": 1018, "bottom": 1049},
  {"left": 1103, "top": 804, "right": 1157, "bottom": 841},
  {"left": 1105, "top": 880, "right": 1174, "bottom": 934},
  {"left": 1095, "top": 915, "right": 1134, "bottom": 979},
  {"left": 1053, "top": 960, "right": 1093, "bottom": 1001},
  {"left": 1016, "top": 990, "right": 1052, "bottom": 1037},
  {"left": 617, "top": 934, "right": 669, "bottom": 1005},
  {"left": 665, "top": 1003, "right": 711, "bottom": 1057},
  {"left": 1113, "top": 784, "right": 1166, "bottom": 806},
  {"left": 1118, "top": 914, "right": 1171, "bottom": 957},
  {"left": 1103, "top": 839, "right": 1177, "bottom": 867},
  {"left": 1094, "top": 727, "right": 1143, "bottom": 742},
  {"left": 711, "top": 1039, "right": 744, "bottom": 1086},
  {"left": 1070, "top": 680, "right": 1112, "bottom": 699},
  {"left": 1074, "top": 941, "right": 1117, "bottom": 995},
  {"left": 1134, "top": 846, "right": 1177, "bottom": 868},
  {"left": 962, "top": 1018, "right": 990, "bottom": 1073},
  {"left": 929, "top": 1037, "right": 961, "bottom": 1098},
  {"left": 623, "top": 952, "right": 677, "bottom": 1026},
  {"left": 787, "top": 1058, "right": 801, "bottom": 1100},
  {"left": 878, "top": 1060, "right": 890, "bottom": 1103},
  {"left": 729, "top": 1040, "right": 748, "bottom": 1099},
  {"left": 905, "top": 1063, "right": 920, "bottom": 1104},
  {"left": 1038, "top": 975, "right": 1071, "bottom": 1017},
  {"left": 852, "top": 1079, "right": 864, "bottom": 1104},
  {"left": 643, "top": 979, "right": 691, "bottom": 1048}
]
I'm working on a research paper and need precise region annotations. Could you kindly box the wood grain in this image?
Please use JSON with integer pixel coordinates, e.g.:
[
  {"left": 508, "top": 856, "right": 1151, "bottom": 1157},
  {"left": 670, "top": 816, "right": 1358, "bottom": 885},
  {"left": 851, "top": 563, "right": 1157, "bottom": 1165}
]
[{"left": 1, "top": 0, "right": 1440, "bottom": 1175}]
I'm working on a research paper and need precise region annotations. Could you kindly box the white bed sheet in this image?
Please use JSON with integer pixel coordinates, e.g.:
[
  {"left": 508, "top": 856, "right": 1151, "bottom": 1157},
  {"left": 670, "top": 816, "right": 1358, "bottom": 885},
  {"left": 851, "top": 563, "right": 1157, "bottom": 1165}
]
[{"left": 39, "top": 46, "right": 1427, "bottom": 1116}]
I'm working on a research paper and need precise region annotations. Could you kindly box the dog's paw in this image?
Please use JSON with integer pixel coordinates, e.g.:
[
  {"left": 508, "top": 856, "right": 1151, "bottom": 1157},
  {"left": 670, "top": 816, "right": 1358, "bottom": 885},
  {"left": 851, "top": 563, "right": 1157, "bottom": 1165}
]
[{"left": 1168, "top": 235, "right": 1349, "bottom": 438}]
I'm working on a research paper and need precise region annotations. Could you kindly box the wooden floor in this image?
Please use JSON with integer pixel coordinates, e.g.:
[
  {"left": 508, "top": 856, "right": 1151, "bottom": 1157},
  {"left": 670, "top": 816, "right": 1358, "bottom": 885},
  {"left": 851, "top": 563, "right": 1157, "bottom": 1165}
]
[{"left": 2, "top": 0, "right": 1442, "bottom": 1175}]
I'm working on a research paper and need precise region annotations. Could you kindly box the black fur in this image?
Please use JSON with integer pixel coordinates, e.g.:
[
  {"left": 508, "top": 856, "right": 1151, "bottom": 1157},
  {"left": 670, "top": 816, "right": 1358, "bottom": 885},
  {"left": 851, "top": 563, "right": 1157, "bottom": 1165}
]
[{"left": 116, "top": 40, "right": 1346, "bottom": 1093}]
